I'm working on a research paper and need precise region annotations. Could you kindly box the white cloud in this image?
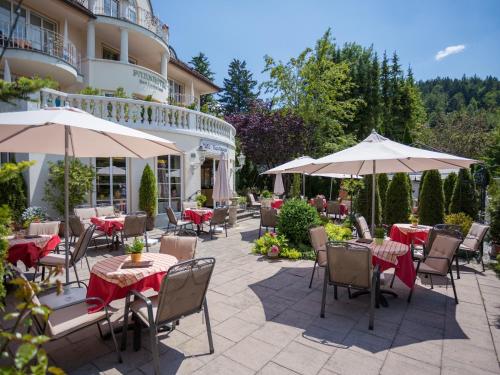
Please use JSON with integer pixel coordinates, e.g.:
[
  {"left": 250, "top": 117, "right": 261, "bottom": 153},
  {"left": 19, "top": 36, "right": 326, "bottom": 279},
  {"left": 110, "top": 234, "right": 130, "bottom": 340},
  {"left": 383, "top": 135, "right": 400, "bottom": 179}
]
[{"left": 435, "top": 44, "right": 466, "bottom": 61}]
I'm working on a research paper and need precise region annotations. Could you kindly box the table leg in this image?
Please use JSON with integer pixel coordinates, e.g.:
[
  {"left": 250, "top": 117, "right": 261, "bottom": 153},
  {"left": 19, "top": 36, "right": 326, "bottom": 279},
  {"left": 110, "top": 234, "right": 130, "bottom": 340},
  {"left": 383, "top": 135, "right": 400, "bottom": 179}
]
[{"left": 350, "top": 289, "right": 397, "bottom": 307}]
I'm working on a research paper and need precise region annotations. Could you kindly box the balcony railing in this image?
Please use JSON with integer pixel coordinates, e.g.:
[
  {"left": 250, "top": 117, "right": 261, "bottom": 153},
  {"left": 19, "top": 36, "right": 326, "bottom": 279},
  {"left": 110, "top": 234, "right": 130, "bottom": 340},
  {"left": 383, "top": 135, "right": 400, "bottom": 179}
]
[
  {"left": 0, "top": 20, "right": 81, "bottom": 71},
  {"left": 91, "top": 0, "right": 169, "bottom": 43},
  {"left": 40, "top": 89, "right": 235, "bottom": 145}
]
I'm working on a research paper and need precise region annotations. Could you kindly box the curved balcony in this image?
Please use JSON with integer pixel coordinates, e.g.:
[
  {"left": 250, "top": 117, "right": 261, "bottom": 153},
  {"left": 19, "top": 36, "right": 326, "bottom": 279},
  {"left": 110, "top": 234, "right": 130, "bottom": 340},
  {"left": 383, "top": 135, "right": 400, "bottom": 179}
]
[{"left": 40, "top": 88, "right": 235, "bottom": 146}]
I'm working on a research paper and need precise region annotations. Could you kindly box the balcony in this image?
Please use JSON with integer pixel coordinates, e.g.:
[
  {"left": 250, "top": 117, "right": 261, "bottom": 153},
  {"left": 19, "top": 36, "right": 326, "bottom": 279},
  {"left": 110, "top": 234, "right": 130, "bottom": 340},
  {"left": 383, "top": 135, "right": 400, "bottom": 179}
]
[
  {"left": 40, "top": 88, "right": 235, "bottom": 146},
  {"left": 0, "top": 20, "right": 81, "bottom": 71},
  {"left": 77, "top": 0, "right": 169, "bottom": 43}
]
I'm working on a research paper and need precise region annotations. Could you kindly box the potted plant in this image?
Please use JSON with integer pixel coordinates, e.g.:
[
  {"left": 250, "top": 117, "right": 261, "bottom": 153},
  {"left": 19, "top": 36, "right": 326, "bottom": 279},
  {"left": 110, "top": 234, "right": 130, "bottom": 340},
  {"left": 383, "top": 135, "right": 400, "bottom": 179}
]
[
  {"left": 21, "top": 206, "right": 47, "bottom": 228},
  {"left": 139, "top": 164, "right": 157, "bottom": 231},
  {"left": 195, "top": 194, "right": 207, "bottom": 208},
  {"left": 261, "top": 190, "right": 273, "bottom": 208},
  {"left": 374, "top": 227, "right": 385, "bottom": 245},
  {"left": 126, "top": 237, "right": 144, "bottom": 263},
  {"left": 409, "top": 214, "right": 419, "bottom": 227}
]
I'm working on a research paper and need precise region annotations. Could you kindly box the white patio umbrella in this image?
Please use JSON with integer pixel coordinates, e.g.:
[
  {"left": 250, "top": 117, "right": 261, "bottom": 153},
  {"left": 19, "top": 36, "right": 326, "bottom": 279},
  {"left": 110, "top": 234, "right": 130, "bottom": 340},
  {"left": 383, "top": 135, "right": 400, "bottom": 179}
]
[
  {"left": 273, "top": 173, "right": 285, "bottom": 196},
  {"left": 0, "top": 106, "right": 181, "bottom": 282},
  {"left": 212, "top": 153, "right": 232, "bottom": 206},
  {"left": 286, "top": 130, "right": 477, "bottom": 233},
  {"left": 262, "top": 156, "right": 316, "bottom": 196},
  {"left": 3, "top": 59, "right": 11, "bottom": 82},
  {"left": 309, "top": 172, "right": 361, "bottom": 200}
]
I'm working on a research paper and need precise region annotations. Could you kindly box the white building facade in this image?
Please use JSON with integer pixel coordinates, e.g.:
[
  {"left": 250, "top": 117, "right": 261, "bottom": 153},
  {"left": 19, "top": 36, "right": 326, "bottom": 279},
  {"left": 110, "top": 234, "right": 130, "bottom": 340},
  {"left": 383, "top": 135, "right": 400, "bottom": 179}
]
[{"left": 0, "top": 0, "right": 236, "bottom": 224}]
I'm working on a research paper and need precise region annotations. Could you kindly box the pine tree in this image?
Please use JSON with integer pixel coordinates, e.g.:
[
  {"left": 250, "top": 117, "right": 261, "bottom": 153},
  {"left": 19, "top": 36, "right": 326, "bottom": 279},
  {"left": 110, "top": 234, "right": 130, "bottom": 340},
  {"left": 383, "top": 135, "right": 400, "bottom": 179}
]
[
  {"left": 418, "top": 170, "right": 445, "bottom": 226},
  {"left": 380, "top": 51, "right": 391, "bottom": 135},
  {"left": 378, "top": 173, "right": 389, "bottom": 223},
  {"left": 219, "top": 59, "right": 258, "bottom": 115},
  {"left": 449, "top": 168, "right": 478, "bottom": 219},
  {"left": 388, "top": 51, "right": 404, "bottom": 141},
  {"left": 385, "top": 173, "right": 411, "bottom": 226},
  {"left": 418, "top": 170, "right": 428, "bottom": 204},
  {"left": 357, "top": 175, "right": 381, "bottom": 227},
  {"left": 190, "top": 52, "right": 216, "bottom": 110},
  {"left": 405, "top": 173, "right": 414, "bottom": 209},
  {"left": 443, "top": 172, "right": 457, "bottom": 214}
]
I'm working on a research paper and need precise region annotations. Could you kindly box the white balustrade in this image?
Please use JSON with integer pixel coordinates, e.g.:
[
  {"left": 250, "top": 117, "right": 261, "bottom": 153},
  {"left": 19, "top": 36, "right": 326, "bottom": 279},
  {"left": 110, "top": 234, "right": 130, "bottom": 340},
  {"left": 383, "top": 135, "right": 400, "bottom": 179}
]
[{"left": 40, "top": 89, "right": 235, "bottom": 144}]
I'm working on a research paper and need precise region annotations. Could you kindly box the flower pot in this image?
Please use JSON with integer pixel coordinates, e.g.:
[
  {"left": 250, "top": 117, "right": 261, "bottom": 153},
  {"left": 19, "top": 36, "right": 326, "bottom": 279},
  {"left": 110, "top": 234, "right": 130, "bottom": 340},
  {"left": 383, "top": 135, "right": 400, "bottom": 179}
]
[
  {"left": 267, "top": 250, "right": 279, "bottom": 258},
  {"left": 374, "top": 238, "right": 384, "bottom": 246},
  {"left": 411, "top": 221, "right": 418, "bottom": 227},
  {"left": 130, "top": 253, "right": 142, "bottom": 263}
]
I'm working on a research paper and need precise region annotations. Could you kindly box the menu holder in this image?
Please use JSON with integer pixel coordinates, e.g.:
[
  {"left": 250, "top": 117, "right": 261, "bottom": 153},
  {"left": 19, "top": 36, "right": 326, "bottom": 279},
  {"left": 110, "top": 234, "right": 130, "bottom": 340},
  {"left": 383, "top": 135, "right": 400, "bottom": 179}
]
[
  {"left": 105, "top": 216, "right": 118, "bottom": 219},
  {"left": 356, "top": 238, "right": 373, "bottom": 244},
  {"left": 121, "top": 260, "right": 153, "bottom": 269},
  {"left": 24, "top": 235, "right": 42, "bottom": 239}
]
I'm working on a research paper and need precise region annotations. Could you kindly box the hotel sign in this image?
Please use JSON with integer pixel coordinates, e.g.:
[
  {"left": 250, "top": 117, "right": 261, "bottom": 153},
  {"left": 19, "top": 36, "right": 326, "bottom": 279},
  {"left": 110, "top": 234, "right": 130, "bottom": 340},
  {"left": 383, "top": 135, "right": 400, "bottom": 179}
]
[
  {"left": 133, "top": 69, "right": 167, "bottom": 93},
  {"left": 200, "top": 140, "right": 228, "bottom": 154}
]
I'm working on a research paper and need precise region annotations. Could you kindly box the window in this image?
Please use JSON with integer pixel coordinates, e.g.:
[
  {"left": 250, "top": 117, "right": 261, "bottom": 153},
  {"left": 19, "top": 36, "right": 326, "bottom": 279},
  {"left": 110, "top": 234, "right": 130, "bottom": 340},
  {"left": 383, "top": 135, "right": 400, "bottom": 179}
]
[
  {"left": 127, "top": 0, "right": 137, "bottom": 23},
  {"left": 157, "top": 155, "right": 182, "bottom": 213},
  {"left": 0, "top": 152, "right": 15, "bottom": 164},
  {"left": 95, "top": 157, "right": 127, "bottom": 212},
  {"left": 102, "top": 45, "right": 137, "bottom": 64},
  {"left": 168, "top": 79, "right": 184, "bottom": 104},
  {"left": 103, "top": 0, "right": 118, "bottom": 17},
  {"left": 29, "top": 12, "right": 56, "bottom": 52}
]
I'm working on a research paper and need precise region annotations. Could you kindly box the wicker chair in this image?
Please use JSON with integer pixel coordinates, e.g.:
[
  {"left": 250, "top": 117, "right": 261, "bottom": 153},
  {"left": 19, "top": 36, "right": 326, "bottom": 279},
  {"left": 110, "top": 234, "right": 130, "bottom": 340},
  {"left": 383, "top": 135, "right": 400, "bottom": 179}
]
[
  {"left": 121, "top": 258, "right": 216, "bottom": 375},
  {"left": 408, "top": 234, "right": 463, "bottom": 304},
  {"left": 209, "top": 207, "right": 229, "bottom": 239},
  {"left": 458, "top": 223, "right": 490, "bottom": 271},
  {"left": 35, "top": 225, "right": 95, "bottom": 283},
  {"left": 321, "top": 241, "right": 380, "bottom": 330},
  {"left": 159, "top": 235, "right": 198, "bottom": 262},
  {"left": 259, "top": 207, "right": 278, "bottom": 237},
  {"left": 120, "top": 214, "right": 149, "bottom": 251},
  {"left": 166, "top": 207, "right": 192, "bottom": 234},
  {"left": 308, "top": 225, "right": 328, "bottom": 289},
  {"left": 355, "top": 215, "right": 372, "bottom": 240}
]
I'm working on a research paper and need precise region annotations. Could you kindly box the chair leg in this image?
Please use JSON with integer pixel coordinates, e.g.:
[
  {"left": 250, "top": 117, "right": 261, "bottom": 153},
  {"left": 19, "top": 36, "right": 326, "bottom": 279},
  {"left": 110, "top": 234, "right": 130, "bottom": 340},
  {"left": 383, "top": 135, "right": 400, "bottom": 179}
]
[
  {"left": 333, "top": 285, "right": 338, "bottom": 300},
  {"left": 225, "top": 223, "right": 228, "bottom": 238},
  {"left": 150, "top": 324, "right": 161, "bottom": 375},
  {"left": 407, "top": 263, "right": 421, "bottom": 303},
  {"left": 320, "top": 267, "right": 328, "bottom": 318},
  {"left": 455, "top": 255, "right": 460, "bottom": 279},
  {"left": 144, "top": 232, "right": 149, "bottom": 252},
  {"left": 73, "top": 266, "right": 80, "bottom": 284},
  {"left": 85, "top": 256, "right": 91, "bottom": 273},
  {"left": 479, "top": 246, "right": 485, "bottom": 272},
  {"left": 449, "top": 269, "right": 459, "bottom": 304},
  {"left": 203, "top": 299, "right": 214, "bottom": 354},
  {"left": 369, "top": 284, "right": 375, "bottom": 330},
  {"left": 41, "top": 266, "right": 46, "bottom": 281},
  {"left": 308, "top": 260, "right": 317, "bottom": 289},
  {"left": 430, "top": 275, "right": 434, "bottom": 289},
  {"left": 120, "top": 294, "right": 131, "bottom": 350},
  {"left": 105, "top": 316, "right": 123, "bottom": 363},
  {"left": 390, "top": 272, "right": 396, "bottom": 288},
  {"left": 210, "top": 225, "right": 213, "bottom": 240}
]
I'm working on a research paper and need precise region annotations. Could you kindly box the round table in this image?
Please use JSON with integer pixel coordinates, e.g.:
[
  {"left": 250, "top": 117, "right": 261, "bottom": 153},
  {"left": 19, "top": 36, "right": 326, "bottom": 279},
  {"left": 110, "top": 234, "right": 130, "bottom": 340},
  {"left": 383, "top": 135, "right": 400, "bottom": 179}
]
[
  {"left": 90, "top": 216, "right": 125, "bottom": 236},
  {"left": 8, "top": 234, "right": 61, "bottom": 268},
  {"left": 271, "top": 199, "right": 284, "bottom": 209},
  {"left": 390, "top": 224, "right": 431, "bottom": 246},
  {"left": 86, "top": 253, "right": 178, "bottom": 312}
]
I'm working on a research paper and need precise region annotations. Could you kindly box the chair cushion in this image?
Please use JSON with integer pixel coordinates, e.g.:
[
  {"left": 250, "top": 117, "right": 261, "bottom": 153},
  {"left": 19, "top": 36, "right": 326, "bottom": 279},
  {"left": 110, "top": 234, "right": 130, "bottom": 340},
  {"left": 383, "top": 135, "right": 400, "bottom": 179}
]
[
  {"left": 415, "top": 261, "right": 444, "bottom": 276},
  {"left": 74, "top": 208, "right": 97, "bottom": 220},
  {"left": 131, "top": 295, "right": 159, "bottom": 326},
  {"left": 317, "top": 249, "right": 327, "bottom": 267},
  {"left": 459, "top": 244, "right": 475, "bottom": 252},
  {"left": 47, "top": 302, "right": 107, "bottom": 338},
  {"left": 177, "top": 220, "right": 192, "bottom": 226},
  {"left": 424, "top": 235, "right": 461, "bottom": 275},
  {"left": 95, "top": 206, "right": 115, "bottom": 217},
  {"left": 160, "top": 236, "right": 197, "bottom": 262},
  {"left": 39, "top": 253, "right": 66, "bottom": 266}
]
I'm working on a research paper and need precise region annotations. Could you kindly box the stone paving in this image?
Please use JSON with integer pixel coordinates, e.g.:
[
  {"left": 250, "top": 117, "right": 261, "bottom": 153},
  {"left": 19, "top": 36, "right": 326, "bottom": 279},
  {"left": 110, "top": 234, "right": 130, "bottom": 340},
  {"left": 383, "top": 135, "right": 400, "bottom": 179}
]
[{"left": 21, "top": 219, "right": 500, "bottom": 374}]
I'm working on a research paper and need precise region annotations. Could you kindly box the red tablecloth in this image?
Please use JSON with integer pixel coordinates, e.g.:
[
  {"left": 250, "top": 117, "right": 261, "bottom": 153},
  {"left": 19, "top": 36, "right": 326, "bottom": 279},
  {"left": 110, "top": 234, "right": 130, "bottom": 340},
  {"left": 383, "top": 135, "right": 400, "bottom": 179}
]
[
  {"left": 184, "top": 209, "right": 213, "bottom": 225},
  {"left": 90, "top": 216, "right": 124, "bottom": 236},
  {"left": 86, "top": 253, "right": 177, "bottom": 312},
  {"left": 340, "top": 204, "right": 348, "bottom": 216},
  {"left": 389, "top": 224, "right": 430, "bottom": 246},
  {"left": 309, "top": 198, "right": 327, "bottom": 209},
  {"left": 8, "top": 235, "right": 61, "bottom": 268},
  {"left": 271, "top": 199, "right": 284, "bottom": 209}
]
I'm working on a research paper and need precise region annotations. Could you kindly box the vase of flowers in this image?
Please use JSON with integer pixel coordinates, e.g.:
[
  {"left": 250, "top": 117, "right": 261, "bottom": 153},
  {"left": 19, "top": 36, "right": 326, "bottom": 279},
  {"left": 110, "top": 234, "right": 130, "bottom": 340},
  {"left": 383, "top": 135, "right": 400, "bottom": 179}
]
[
  {"left": 126, "top": 238, "right": 144, "bottom": 263},
  {"left": 195, "top": 194, "right": 207, "bottom": 208},
  {"left": 374, "top": 227, "right": 385, "bottom": 246},
  {"left": 21, "top": 206, "right": 47, "bottom": 228}
]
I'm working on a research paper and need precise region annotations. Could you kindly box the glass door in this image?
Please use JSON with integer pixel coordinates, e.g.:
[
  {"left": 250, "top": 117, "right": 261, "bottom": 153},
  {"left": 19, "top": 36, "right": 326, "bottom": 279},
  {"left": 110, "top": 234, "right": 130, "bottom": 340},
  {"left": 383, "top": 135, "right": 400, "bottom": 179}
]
[{"left": 95, "top": 157, "right": 128, "bottom": 212}]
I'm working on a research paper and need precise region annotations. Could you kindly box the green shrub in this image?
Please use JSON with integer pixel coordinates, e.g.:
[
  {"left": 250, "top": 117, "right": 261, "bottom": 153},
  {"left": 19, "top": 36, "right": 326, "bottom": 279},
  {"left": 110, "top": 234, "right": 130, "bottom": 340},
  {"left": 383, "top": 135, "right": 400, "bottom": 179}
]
[
  {"left": 261, "top": 190, "right": 272, "bottom": 198},
  {"left": 139, "top": 164, "right": 157, "bottom": 217},
  {"left": 291, "top": 174, "right": 301, "bottom": 198},
  {"left": 0, "top": 169, "right": 26, "bottom": 223},
  {"left": 324, "top": 222, "right": 352, "bottom": 241},
  {"left": 443, "top": 172, "right": 457, "bottom": 215},
  {"left": 195, "top": 194, "right": 207, "bottom": 207},
  {"left": 385, "top": 173, "right": 411, "bottom": 226},
  {"left": 489, "top": 196, "right": 500, "bottom": 244},
  {"left": 79, "top": 86, "right": 101, "bottom": 95},
  {"left": 418, "top": 170, "right": 428, "bottom": 203},
  {"left": 277, "top": 198, "right": 321, "bottom": 245},
  {"left": 356, "top": 175, "right": 381, "bottom": 227},
  {"left": 374, "top": 226, "right": 385, "bottom": 239},
  {"left": 418, "top": 170, "right": 445, "bottom": 226},
  {"left": 43, "top": 159, "right": 95, "bottom": 216},
  {"left": 449, "top": 168, "right": 478, "bottom": 219},
  {"left": 378, "top": 173, "right": 389, "bottom": 222},
  {"left": 445, "top": 212, "right": 473, "bottom": 236},
  {"left": 405, "top": 173, "right": 414, "bottom": 209}
]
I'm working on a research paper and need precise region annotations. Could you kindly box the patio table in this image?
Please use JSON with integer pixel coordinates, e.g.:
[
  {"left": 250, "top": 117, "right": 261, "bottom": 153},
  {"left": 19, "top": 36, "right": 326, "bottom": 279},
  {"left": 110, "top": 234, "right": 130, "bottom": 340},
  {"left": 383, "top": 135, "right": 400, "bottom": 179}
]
[
  {"left": 348, "top": 238, "right": 415, "bottom": 289},
  {"left": 86, "top": 253, "right": 177, "bottom": 312},
  {"left": 271, "top": 199, "right": 284, "bottom": 209},
  {"left": 90, "top": 216, "right": 125, "bottom": 236},
  {"left": 184, "top": 208, "right": 213, "bottom": 234},
  {"left": 8, "top": 234, "right": 61, "bottom": 268},
  {"left": 390, "top": 223, "right": 431, "bottom": 247}
]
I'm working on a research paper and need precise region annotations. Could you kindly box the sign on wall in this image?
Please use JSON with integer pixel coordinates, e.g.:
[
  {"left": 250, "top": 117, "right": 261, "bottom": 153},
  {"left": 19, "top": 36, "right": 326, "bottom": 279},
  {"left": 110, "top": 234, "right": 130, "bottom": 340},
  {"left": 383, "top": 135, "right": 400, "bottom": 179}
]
[
  {"left": 133, "top": 69, "right": 167, "bottom": 93},
  {"left": 200, "top": 140, "right": 229, "bottom": 154}
]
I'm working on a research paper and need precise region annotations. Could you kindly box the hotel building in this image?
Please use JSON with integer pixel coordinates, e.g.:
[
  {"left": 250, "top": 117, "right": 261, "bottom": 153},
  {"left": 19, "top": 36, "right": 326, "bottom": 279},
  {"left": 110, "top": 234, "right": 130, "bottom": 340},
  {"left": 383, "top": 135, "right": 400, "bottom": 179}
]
[{"left": 0, "top": 0, "right": 237, "bottom": 224}]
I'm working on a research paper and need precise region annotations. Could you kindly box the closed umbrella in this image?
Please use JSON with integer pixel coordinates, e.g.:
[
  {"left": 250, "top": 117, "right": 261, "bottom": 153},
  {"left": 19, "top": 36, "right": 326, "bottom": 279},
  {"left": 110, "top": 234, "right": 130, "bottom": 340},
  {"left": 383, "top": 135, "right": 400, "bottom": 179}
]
[
  {"left": 212, "top": 153, "right": 232, "bottom": 206},
  {"left": 286, "top": 130, "right": 477, "bottom": 233},
  {"left": 0, "top": 106, "right": 181, "bottom": 283},
  {"left": 273, "top": 173, "right": 285, "bottom": 196},
  {"left": 262, "top": 156, "right": 316, "bottom": 196}
]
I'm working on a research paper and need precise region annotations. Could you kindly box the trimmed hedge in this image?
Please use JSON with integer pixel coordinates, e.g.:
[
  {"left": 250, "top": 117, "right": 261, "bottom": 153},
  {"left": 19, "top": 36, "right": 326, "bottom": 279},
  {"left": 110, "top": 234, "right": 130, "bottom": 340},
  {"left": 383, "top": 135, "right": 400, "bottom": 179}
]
[
  {"left": 449, "top": 168, "right": 478, "bottom": 219},
  {"left": 385, "top": 173, "right": 411, "bottom": 226},
  {"left": 443, "top": 172, "right": 457, "bottom": 215},
  {"left": 418, "top": 169, "right": 445, "bottom": 226},
  {"left": 139, "top": 164, "right": 157, "bottom": 216},
  {"left": 356, "top": 175, "right": 381, "bottom": 226},
  {"left": 277, "top": 198, "right": 321, "bottom": 245}
]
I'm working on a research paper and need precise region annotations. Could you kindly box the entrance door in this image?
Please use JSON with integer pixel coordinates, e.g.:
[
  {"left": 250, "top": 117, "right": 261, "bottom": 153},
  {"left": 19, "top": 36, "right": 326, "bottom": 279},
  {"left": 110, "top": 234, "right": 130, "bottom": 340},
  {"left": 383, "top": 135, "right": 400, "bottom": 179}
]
[{"left": 200, "top": 158, "right": 218, "bottom": 208}]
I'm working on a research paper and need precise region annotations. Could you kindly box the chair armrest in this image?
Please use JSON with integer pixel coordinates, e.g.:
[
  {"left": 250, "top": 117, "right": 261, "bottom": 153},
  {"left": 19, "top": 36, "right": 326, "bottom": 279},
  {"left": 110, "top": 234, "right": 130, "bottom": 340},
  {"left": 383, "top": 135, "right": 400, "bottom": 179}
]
[{"left": 127, "top": 290, "right": 155, "bottom": 325}]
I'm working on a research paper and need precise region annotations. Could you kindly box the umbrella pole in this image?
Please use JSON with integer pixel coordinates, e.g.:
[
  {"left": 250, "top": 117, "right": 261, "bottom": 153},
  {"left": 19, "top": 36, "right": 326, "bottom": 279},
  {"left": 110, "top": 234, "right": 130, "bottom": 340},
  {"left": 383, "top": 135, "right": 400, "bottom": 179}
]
[
  {"left": 302, "top": 174, "right": 305, "bottom": 198},
  {"left": 64, "top": 125, "right": 70, "bottom": 284},
  {"left": 371, "top": 161, "right": 376, "bottom": 235},
  {"left": 329, "top": 178, "right": 333, "bottom": 201}
]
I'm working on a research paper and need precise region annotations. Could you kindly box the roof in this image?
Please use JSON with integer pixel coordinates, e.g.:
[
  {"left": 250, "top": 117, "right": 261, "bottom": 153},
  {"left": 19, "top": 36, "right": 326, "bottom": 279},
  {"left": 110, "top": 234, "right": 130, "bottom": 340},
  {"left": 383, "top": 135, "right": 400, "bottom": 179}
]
[{"left": 169, "top": 46, "right": 221, "bottom": 92}]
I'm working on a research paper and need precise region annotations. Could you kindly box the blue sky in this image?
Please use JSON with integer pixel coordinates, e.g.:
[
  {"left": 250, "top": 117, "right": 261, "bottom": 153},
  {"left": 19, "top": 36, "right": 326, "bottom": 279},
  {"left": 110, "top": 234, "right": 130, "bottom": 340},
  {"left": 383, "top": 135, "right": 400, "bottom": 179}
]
[{"left": 153, "top": 0, "right": 500, "bottom": 87}]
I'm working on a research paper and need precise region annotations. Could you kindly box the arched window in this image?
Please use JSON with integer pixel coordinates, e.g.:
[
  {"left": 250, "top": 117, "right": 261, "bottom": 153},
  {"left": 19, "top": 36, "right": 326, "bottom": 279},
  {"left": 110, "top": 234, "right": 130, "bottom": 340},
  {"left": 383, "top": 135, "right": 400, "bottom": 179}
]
[{"left": 127, "top": 0, "right": 137, "bottom": 23}]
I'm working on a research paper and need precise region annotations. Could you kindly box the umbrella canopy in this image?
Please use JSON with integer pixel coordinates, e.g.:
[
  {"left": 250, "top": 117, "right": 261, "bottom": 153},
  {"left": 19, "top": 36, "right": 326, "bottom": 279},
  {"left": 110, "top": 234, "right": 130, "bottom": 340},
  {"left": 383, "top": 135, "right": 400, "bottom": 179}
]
[
  {"left": 0, "top": 106, "right": 181, "bottom": 283},
  {"left": 286, "top": 130, "right": 477, "bottom": 232},
  {"left": 273, "top": 173, "right": 285, "bottom": 195},
  {"left": 309, "top": 172, "right": 361, "bottom": 179},
  {"left": 212, "top": 154, "right": 232, "bottom": 205},
  {"left": 3, "top": 59, "right": 11, "bottom": 83},
  {"left": 262, "top": 156, "right": 315, "bottom": 175}
]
